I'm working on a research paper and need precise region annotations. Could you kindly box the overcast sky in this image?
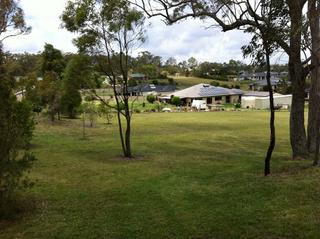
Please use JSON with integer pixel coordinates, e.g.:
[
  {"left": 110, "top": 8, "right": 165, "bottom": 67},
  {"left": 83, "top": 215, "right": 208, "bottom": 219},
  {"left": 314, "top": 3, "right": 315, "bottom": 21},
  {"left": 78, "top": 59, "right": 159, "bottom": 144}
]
[{"left": 4, "top": 0, "right": 288, "bottom": 64}]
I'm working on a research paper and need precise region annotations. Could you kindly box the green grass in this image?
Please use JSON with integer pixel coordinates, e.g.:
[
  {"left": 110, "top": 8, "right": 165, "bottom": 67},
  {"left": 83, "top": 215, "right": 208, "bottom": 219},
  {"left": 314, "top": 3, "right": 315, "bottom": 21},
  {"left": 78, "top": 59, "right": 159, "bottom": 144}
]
[{"left": 1, "top": 111, "right": 320, "bottom": 238}]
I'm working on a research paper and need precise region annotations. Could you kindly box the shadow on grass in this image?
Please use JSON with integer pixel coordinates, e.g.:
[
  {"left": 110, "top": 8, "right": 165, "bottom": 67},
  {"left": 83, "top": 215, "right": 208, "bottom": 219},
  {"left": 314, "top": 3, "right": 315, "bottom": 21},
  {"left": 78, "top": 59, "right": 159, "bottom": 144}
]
[{"left": 0, "top": 194, "right": 37, "bottom": 229}]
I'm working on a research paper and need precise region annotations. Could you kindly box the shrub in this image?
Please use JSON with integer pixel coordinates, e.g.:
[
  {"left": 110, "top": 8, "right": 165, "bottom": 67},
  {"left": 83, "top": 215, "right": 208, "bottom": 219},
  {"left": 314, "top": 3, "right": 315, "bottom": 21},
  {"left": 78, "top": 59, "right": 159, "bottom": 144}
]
[
  {"left": 234, "top": 103, "right": 241, "bottom": 109},
  {"left": 170, "top": 96, "right": 181, "bottom": 106},
  {"left": 0, "top": 81, "right": 36, "bottom": 215},
  {"left": 210, "top": 81, "right": 220, "bottom": 87},
  {"left": 146, "top": 94, "right": 156, "bottom": 103}
]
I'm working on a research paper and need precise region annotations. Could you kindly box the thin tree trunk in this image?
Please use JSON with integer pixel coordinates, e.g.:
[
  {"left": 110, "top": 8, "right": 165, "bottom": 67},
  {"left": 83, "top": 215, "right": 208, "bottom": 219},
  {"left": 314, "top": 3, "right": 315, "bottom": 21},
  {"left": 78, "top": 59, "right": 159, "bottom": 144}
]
[
  {"left": 82, "top": 112, "right": 86, "bottom": 139},
  {"left": 125, "top": 114, "right": 132, "bottom": 158},
  {"left": 264, "top": 45, "right": 275, "bottom": 176}
]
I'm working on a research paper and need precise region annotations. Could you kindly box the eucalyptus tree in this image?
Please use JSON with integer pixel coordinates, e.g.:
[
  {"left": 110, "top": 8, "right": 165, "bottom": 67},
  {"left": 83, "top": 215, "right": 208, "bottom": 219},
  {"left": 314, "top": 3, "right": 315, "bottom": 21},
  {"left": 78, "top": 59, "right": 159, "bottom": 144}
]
[
  {"left": 62, "top": 0, "right": 147, "bottom": 158},
  {"left": 39, "top": 44, "right": 66, "bottom": 122},
  {"left": 0, "top": 0, "right": 31, "bottom": 43},
  {"left": 0, "top": 0, "right": 35, "bottom": 214},
  {"left": 307, "top": 0, "right": 320, "bottom": 154},
  {"left": 133, "top": 0, "right": 310, "bottom": 160}
]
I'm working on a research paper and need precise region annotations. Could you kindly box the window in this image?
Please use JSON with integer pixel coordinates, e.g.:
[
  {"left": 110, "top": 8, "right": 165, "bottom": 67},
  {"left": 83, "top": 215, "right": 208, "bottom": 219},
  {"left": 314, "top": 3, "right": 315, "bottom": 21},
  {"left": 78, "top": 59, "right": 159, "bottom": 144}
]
[{"left": 215, "top": 96, "right": 222, "bottom": 101}]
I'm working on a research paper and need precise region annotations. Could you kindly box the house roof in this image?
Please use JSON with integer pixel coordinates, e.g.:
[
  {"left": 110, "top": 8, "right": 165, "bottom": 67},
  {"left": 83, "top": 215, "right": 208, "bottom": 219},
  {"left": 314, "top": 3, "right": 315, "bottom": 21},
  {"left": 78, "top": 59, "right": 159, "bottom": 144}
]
[
  {"left": 239, "top": 71, "right": 287, "bottom": 79},
  {"left": 243, "top": 91, "right": 283, "bottom": 97},
  {"left": 128, "top": 84, "right": 176, "bottom": 93},
  {"left": 130, "top": 73, "right": 146, "bottom": 78},
  {"left": 170, "top": 84, "right": 243, "bottom": 99},
  {"left": 249, "top": 79, "right": 280, "bottom": 86}
]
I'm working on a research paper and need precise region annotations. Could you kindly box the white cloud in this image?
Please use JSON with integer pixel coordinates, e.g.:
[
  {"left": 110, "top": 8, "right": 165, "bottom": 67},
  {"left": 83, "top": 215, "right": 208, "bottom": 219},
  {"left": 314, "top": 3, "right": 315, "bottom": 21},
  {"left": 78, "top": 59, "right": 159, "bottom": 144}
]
[
  {"left": 3, "top": 1, "right": 287, "bottom": 64},
  {"left": 3, "top": 0, "right": 77, "bottom": 54}
]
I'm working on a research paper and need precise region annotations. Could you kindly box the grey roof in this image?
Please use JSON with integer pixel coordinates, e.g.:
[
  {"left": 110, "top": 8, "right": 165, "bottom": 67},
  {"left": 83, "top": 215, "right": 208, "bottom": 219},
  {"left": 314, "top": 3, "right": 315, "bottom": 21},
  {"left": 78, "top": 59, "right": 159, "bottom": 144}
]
[
  {"left": 171, "top": 84, "right": 243, "bottom": 99},
  {"left": 249, "top": 79, "right": 280, "bottom": 86},
  {"left": 130, "top": 73, "right": 146, "bottom": 78},
  {"left": 239, "top": 71, "right": 287, "bottom": 79},
  {"left": 128, "top": 84, "right": 176, "bottom": 93},
  {"left": 243, "top": 91, "right": 283, "bottom": 97}
]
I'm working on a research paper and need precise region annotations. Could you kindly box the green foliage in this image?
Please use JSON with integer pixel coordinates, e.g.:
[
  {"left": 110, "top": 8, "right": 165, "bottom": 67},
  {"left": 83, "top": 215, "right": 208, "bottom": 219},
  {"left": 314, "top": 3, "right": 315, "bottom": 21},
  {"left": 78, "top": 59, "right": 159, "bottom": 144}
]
[
  {"left": 61, "top": 55, "right": 94, "bottom": 118},
  {"left": 61, "top": 90, "right": 82, "bottom": 119},
  {"left": 170, "top": 96, "right": 181, "bottom": 106},
  {"left": 41, "top": 44, "right": 65, "bottom": 78},
  {"left": 0, "top": 78, "right": 35, "bottom": 214},
  {"left": 146, "top": 94, "right": 156, "bottom": 104},
  {"left": 0, "top": 0, "right": 31, "bottom": 41},
  {"left": 210, "top": 81, "right": 220, "bottom": 87},
  {"left": 98, "top": 103, "right": 114, "bottom": 124},
  {"left": 38, "top": 44, "right": 67, "bottom": 122},
  {"left": 80, "top": 101, "right": 98, "bottom": 127}
]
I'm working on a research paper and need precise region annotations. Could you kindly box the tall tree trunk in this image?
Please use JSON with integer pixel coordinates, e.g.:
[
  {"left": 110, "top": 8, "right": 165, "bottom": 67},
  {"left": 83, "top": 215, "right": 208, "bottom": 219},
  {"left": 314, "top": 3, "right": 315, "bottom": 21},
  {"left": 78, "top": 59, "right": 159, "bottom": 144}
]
[
  {"left": 287, "top": 0, "right": 308, "bottom": 159},
  {"left": 307, "top": 0, "right": 320, "bottom": 153}
]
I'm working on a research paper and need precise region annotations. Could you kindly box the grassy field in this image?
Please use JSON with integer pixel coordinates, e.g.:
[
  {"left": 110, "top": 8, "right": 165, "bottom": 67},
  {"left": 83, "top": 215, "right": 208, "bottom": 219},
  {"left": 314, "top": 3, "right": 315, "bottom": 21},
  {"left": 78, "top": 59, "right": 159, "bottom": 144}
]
[
  {"left": 170, "top": 76, "right": 252, "bottom": 90},
  {"left": 1, "top": 111, "right": 320, "bottom": 239}
]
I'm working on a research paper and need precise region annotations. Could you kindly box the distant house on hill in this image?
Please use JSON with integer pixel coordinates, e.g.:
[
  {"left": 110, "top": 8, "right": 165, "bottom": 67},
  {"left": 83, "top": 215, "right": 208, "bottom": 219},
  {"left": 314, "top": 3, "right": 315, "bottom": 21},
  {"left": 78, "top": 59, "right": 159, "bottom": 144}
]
[
  {"left": 164, "top": 83, "right": 243, "bottom": 106},
  {"left": 237, "top": 71, "right": 287, "bottom": 81},
  {"left": 249, "top": 79, "right": 281, "bottom": 91},
  {"left": 129, "top": 73, "right": 147, "bottom": 82},
  {"left": 127, "top": 84, "right": 176, "bottom": 96},
  {"left": 15, "top": 90, "right": 26, "bottom": 101}
]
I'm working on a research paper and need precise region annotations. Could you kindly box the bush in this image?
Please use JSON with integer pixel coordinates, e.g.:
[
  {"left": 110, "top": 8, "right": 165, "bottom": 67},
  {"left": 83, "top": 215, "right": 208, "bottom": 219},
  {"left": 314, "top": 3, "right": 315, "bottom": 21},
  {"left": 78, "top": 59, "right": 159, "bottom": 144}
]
[
  {"left": 146, "top": 94, "right": 156, "bottom": 103},
  {"left": 210, "top": 81, "right": 220, "bottom": 87},
  {"left": 234, "top": 103, "right": 241, "bottom": 109},
  {"left": 170, "top": 96, "right": 181, "bottom": 106},
  {"left": 0, "top": 81, "right": 36, "bottom": 214}
]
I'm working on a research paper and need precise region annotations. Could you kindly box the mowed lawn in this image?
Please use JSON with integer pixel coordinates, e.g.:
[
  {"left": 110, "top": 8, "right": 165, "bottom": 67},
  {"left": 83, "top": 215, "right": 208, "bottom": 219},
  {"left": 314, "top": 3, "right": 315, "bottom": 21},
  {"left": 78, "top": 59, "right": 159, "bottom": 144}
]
[{"left": 2, "top": 111, "right": 320, "bottom": 239}]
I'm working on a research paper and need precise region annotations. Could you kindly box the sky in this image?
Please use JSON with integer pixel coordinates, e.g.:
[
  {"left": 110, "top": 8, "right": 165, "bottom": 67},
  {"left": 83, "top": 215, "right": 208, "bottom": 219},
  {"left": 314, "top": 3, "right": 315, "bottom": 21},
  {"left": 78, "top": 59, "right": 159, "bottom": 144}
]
[{"left": 4, "top": 0, "right": 288, "bottom": 64}]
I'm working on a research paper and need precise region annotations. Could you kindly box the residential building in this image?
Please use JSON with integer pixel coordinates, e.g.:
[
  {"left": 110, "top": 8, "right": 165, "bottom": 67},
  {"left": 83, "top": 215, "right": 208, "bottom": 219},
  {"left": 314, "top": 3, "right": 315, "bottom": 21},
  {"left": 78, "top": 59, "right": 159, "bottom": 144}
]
[
  {"left": 164, "top": 83, "right": 243, "bottom": 106},
  {"left": 127, "top": 84, "right": 176, "bottom": 96}
]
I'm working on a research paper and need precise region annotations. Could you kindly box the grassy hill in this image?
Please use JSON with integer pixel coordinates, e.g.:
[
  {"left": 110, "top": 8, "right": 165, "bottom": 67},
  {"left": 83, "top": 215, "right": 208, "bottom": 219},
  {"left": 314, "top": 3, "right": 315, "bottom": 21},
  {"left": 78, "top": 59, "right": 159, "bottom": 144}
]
[{"left": 1, "top": 111, "right": 320, "bottom": 238}]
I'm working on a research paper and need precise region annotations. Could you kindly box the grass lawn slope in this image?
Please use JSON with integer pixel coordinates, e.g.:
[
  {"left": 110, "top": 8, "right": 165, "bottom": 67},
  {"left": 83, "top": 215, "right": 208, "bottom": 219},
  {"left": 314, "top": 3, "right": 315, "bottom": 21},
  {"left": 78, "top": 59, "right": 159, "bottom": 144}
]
[{"left": 1, "top": 111, "right": 320, "bottom": 239}]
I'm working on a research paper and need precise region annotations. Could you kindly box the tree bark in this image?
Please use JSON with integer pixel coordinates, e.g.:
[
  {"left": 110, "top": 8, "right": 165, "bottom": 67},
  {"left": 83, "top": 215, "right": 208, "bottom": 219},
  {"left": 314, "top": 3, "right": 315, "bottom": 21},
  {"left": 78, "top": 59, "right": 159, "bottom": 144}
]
[
  {"left": 287, "top": 0, "right": 308, "bottom": 159},
  {"left": 264, "top": 45, "right": 275, "bottom": 176},
  {"left": 307, "top": 0, "right": 320, "bottom": 153}
]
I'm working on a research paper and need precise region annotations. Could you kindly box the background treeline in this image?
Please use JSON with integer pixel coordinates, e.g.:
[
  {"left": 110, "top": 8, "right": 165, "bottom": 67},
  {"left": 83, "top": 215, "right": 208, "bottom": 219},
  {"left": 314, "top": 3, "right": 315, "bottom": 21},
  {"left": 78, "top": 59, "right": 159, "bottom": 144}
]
[{"left": 4, "top": 50, "right": 288, "bottom": 83}]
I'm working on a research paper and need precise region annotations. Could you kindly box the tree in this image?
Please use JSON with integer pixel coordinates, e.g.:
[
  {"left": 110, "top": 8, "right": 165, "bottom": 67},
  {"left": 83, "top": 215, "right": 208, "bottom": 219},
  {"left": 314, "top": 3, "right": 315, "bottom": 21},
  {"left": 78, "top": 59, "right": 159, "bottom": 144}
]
[
  {"left": 39, "top": 44, "right": 66, "bottom": 122},
  {"left": 61, "top": 55, "right": 93, "bottom": 118},
  {"left": 133, "top": 0, "right": 310, "bottom": 159},
  {"left": 307, "top": 0, "right": 320, "bottom": 154},
  {"left": 240, "top": 1, "right": 282, "bottom": 176},
  {"left": 0, "top": 75, "right": 35, "bottom": 212},
  {"left": 0, "top": 0, "right": 35, "bottom": 215},
  {"left": 187, "top": 57, "right": 198, "bottom": 69},
  {"left": 62, "top": 0, "right": 146, "bottom": 158},
  {"left": 0, "top": 0, "right": 31, "bottom": 43}
]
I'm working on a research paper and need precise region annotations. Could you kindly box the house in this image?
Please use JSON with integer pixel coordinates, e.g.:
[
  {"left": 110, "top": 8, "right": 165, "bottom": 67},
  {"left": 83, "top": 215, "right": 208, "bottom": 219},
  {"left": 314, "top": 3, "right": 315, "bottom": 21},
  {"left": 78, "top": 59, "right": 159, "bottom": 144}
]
[
  {"left": 129, "top": 73, "right": 147, "bottom": 82},
  {"left": 15, "top": 90, "right": 26, "bottom": 101},
  {"left": 164, "top": 83, "right": 243, "bottom": 106},
  {"left": 249, "top": 79, "right": 281, "bottom": 91},
  {"left": 237, "top": 71, "right": 287, "bottom": 81},
  {"left": 241, "top": 92, "right": 292, "bottom": 109},
  {"left": 127, "top": 84, "right": 176, "bottom": 96}
]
